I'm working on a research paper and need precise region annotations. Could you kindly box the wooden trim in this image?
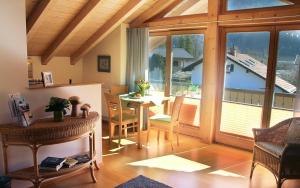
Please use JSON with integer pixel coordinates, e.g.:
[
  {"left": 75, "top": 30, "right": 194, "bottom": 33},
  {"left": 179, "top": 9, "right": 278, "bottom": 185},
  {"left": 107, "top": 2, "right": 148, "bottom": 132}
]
[
  {"left": 41, "top": 0, "right": 101, "bottom": 65},
  {"left": 130, "top": 0, "right": 182, "bottom": 28},
  {"left": 149, "top": 29, "right": 205, "bottom": 36},
  {"left": 148, "top": 0, "right": 184, "bottom": 21},
  {"left": 145, "top": 14, "right": 209, "bottom": 28},
  {"left": 70, "top": 0, "right": 145, "bottom": 64},
  {"left": 261, "top": 28, "right": 277, "bottom": 128},
  {"left": 26, "top": 0, "right": 51, "bottom": 41},
  {"left": 164, "top": 36, "right": 172, "bottom": 97}
]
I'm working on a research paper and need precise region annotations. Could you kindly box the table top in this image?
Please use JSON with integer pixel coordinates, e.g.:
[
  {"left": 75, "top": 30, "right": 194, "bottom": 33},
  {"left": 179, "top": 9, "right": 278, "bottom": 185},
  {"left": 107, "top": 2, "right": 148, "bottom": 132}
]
[
  {"left": 120, "top": 94, "right": 169, "bottom": 106},
  {"left": 0, "top": 112, "right": 99, "bottom": 144}
]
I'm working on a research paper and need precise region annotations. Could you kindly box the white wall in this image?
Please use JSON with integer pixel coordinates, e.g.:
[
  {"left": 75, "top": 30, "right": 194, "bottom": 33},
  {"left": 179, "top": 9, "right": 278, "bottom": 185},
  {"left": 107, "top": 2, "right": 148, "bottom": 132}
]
[
  {"left": 0, "top": 2, "right": 102, "bottom": 183},
  {"left": 0, "top": 0, "right": 27, "bottom": 124},
  {"left": 82, "top": 24, "right": 128, "bottom": 118},
  {"left": 29, "top": 56, "right": 83, "bottom": 85}
]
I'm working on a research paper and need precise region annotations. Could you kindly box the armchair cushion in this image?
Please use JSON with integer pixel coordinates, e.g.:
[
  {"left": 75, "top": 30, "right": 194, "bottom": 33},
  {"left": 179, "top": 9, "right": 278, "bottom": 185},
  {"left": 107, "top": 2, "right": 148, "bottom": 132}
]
[{"left": 256, "top": 142, "right": 285, "bottom": 158}]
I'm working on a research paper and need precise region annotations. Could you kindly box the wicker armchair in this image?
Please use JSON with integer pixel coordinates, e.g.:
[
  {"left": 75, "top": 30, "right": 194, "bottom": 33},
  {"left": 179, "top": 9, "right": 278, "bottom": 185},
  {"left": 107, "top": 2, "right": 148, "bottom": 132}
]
[{"left": 250, "top": 117, "right": 300, "bottom": 188}]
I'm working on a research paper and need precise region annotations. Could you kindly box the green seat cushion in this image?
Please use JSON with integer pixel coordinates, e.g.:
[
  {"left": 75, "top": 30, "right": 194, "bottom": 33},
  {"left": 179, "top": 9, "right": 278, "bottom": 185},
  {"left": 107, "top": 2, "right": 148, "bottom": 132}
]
[
  {"left": 112, "top": 113, "right": 136, "bottom": 122},
  {"left": 149, "top": 114, "right": 171, "bottom": 124}
]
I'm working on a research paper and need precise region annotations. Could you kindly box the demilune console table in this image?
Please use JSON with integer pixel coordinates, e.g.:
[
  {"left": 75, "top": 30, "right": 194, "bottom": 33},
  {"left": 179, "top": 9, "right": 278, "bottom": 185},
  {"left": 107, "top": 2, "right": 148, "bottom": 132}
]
[{"left": 0, "top": 112, "right": 99, "bottom": 188}]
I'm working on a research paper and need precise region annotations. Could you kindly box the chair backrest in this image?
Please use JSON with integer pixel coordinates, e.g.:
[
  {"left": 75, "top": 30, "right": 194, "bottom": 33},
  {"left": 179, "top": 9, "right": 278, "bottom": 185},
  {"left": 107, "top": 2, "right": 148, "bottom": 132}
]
[
  {"left": 110, "top": 85, "right": 128, "bottom": 95},
  {"left": 286, "top": 117, "right": 300, "bottom": 144},
  {"left": 104, "top": 92, "right": 122, "bottom": 123},
  {"left": 171, "top": 95, "right": 185, "bottom": 122}
]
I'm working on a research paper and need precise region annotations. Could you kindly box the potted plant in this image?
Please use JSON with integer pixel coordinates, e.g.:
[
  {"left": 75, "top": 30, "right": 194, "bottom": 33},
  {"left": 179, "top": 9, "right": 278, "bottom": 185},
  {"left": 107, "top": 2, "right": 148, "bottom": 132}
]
[
  {"left": 45, "top": 97, "right": 70, "bottom": 122},
  {"left": 135, "top": 80, "right": 150, "bottom": 97}
]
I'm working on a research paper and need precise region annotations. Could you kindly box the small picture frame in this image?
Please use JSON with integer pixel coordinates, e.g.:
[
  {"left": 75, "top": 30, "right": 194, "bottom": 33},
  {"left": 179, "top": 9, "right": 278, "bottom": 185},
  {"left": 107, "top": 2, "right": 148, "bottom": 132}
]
[
  {"left": 41, "top": 72, "right": 54, "bottom": 87},
  {"left": 97, "top": 55, "right": 111, "bottom": 72}
]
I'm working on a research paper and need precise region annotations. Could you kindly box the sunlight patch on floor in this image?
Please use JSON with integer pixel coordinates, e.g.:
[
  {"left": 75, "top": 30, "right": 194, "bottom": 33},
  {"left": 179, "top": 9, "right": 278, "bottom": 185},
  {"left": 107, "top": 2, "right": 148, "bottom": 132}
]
[
  {"left": 102, "top": 136, "right": 110, "bottom": 140},
  {"left": 112, "top": 139, "right": 136, "bottom": 146},
  {"left": 127, "top": 155, "right": 210, "bottom": 172},
  {"left": 208, "top": 170, "right": 245, "bottom": 178},
  {"left": 102, "top": 153, "right": 119, "bottom": 157},
  {"left": 109, "top": 146, "right": 124, "bottom": 152}
]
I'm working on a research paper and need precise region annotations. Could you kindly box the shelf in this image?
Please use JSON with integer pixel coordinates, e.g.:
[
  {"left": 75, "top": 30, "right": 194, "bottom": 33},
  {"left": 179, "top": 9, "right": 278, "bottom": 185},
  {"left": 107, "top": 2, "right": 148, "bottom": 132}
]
[{"left": 8, "top": 159, "right": 95, "bottom": 180}]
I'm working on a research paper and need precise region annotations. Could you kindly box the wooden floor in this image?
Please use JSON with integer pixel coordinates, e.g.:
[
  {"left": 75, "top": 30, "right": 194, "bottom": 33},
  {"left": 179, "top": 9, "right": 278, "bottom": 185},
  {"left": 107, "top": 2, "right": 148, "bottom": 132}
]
[{"left": 15, "top": 123, "right": 300, "bottom": 188}]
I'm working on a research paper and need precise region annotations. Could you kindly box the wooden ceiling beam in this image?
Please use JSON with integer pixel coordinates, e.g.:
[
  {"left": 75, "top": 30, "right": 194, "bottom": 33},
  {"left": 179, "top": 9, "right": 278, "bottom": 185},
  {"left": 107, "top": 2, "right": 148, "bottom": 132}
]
[
  {"left": 148, "top": 0, "right": 183, "bottom": 22},
  {"left": 130, "top": 0, "right": 182, "bottom": 28},
  {"left": 27, "top": 0, "right": 51, "bottom": 41},
  {"left": 70, "top": 0, "right": 145, "bottom": 65},
  {"left": 41, "top": 0, "right": 102, "bottom": 65}
]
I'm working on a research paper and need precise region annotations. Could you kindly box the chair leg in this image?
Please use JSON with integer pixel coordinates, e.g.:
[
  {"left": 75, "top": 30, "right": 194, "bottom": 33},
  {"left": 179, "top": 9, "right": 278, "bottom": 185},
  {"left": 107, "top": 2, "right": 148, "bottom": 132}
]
[
  {"left": 109, "top": 123, "right": 114, "bottom": 144},
  {"left": 146, "top": 128, "right": 150, "bottom": 145},
  {"left": 250, "top": 162, "right": 256, "bottom": 179},
  {"left": 124, "top": 124, "right": 128, "bottom": 138},
  {"left": 118, "top": 125, "right": 122, "bottom": 147},
  {"left": 176, "top": 130, "right": 179, "bottom": 146},
  {"left": 250, "top": 152, "right": 256, "bottom": 179},
  {"left": 157, "top": 130, "right": 160, "bottom": 144},
  {"left": 169, "top": 131, "right": 174, "bottom": 150}
]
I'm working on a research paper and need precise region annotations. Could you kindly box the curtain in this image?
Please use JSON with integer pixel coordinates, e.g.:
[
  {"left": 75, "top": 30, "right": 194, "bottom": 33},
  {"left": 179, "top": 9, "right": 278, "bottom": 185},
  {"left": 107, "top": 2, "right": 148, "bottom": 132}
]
[{"left": 126, "top": 28, "right": 149, "bottom": 92}]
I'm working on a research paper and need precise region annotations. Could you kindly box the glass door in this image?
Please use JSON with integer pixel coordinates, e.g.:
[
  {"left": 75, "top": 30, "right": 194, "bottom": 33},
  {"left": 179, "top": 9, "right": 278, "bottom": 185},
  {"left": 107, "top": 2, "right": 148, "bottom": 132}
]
[
  {"left": 215, "top": 28, "right": 273, "bottom": 149},
  {"left": 270, "top": 29, "right": 300, "bottom": 126}
]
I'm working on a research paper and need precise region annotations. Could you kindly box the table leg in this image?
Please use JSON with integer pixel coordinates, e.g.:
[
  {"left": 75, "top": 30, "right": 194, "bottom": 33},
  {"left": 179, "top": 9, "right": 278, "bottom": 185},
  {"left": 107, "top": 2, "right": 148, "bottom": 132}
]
[
  {"left": 31, "top": 145, "right": 40, "bottom": 188},
  {"left": 92, "top": 130, "right": 100, "bottom": 170},
  {"left": 164, "top": 100, "right": 170, "bottom": 140},
  {"left": 1, "top": 137, "right": 8, "bottom": 175},
  {"left": 137, "top": 104, "right": 143, "bottom": 149},
  {"left": 89, "top": 132, "right": 97, "bottom": 182}
]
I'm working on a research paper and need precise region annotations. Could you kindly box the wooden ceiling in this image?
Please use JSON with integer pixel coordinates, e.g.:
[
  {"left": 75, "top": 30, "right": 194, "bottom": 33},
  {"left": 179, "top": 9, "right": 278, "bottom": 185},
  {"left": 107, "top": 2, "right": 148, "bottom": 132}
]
[{"left": 25, "top": 0, "right": 208, "bottom": 64}]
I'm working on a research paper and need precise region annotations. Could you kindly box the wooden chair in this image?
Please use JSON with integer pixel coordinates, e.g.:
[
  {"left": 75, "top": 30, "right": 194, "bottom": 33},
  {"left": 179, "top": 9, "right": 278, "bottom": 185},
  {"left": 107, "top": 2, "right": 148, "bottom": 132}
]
[
  {"left": 146, "top": 95, "right": 185, "bottom": 150},
  {"left": 251, "top": 117, "right": 300, "bottom": 188},
  {"left": 104, "top": 93, "right": 138, "bottom": 145},
  {"left": 110, "top": 85, "right": 128, "bottom": 95}
]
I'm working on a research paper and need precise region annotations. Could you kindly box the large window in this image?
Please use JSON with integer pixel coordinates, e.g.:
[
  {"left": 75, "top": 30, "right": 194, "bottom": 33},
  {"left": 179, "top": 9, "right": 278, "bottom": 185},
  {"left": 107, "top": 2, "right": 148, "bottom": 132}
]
[
  {"left": 171, "top": 34, "right": 204, "bottom": 99},
  {"left": 227, "top": 0, "right": 294, "bottom": 11},
  {"left": 220, "top": 31, "right": 270, "bottom": 137},
  {"left": 270, "top": 30, "right": 300, "bottom": 126},
  {"left": 149, "top": 36, "right": 167, "bottom": 97}
]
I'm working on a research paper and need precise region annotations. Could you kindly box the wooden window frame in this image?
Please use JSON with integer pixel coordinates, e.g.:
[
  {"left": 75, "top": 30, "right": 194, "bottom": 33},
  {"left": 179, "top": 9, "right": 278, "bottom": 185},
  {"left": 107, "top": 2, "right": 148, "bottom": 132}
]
[
  {"left": 221, "top": 0, "right": 300, "bottom": 14},
  {"left": 215, "top": 24, "right": 300, "bottom": 150}
]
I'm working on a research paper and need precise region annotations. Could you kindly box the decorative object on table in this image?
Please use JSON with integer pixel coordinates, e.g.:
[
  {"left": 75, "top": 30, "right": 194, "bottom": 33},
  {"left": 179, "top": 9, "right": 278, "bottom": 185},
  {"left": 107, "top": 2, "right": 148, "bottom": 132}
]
[
  {"left": 74, "top": 154, "right": 90, "bottom": 164},
  {"left": 69, "top": 96, "right": 81, "bottom": 117},
  {"left": 40, "top": 157, "right": 66, "bottom": 171},
  {"left": 41, "top": 72, "right": 54, "bottom": 87},
  {"left": 8, "top": 93, "right": 33, "bottom": 127},
  {"left": 135, "top": 79, "right": 150, "bottom": 97},
  {"left": 28, "top": 79, "right": 44, "bottom": 88},
  {"left": 97, "top": 55, "right": 111, "bottom": 72},
  {"left": 80, "top": 103, "right": 91, "bottom": 118},
  {"left": 0, "top": 176, "right": 11, "bottom": 188},
  {"left": 63, "top": 157, "right": 78, "bottom": 168},
  {"left": 45, "top": 97, "right": 70, "bottom": 122},
  {"left": 116, "top": 175, "right": 172, "bottom": 188}
]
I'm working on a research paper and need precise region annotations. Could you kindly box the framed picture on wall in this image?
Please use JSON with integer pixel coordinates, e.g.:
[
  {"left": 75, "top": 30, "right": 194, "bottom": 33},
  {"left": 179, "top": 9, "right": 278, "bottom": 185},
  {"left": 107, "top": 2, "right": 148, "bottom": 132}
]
[
  {"left": 41, "top": 72, "right": 54, "bottom": 87},
  {"left": 97, "top": 55, "right": 111, "bottom": 72}
]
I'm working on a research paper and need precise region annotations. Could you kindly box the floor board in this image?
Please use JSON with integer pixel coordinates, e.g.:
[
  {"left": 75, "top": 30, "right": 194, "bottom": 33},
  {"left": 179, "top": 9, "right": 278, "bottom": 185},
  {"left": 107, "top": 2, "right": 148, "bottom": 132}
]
[{"left": 14, "top": 123, "right": 300, "bottom": 188}]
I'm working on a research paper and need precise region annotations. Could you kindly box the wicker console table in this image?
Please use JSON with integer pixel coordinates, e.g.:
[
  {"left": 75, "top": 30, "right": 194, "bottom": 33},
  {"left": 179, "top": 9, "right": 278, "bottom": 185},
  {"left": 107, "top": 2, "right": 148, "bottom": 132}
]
[{"left": 0, "top": 112, "right": 99, "bottom": 188}]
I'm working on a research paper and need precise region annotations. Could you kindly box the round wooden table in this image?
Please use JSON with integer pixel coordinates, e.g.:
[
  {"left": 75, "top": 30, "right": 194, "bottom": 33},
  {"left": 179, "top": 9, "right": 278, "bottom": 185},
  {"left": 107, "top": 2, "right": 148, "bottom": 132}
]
[{"left": 0, "top": 112, "right": 99, "bottom": 188}]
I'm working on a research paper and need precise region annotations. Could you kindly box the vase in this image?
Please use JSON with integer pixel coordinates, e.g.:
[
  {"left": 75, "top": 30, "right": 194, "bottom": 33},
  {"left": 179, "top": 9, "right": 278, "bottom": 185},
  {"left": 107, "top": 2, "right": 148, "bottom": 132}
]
[
  {"left": 140, "top": 89, "right": 145, "bottom": 97},
  {"left": 53, "top": 111, "right": 64, "bottom": 122},
  {"left": 71, "top": 104, "right": 78, "bottom": 117}
]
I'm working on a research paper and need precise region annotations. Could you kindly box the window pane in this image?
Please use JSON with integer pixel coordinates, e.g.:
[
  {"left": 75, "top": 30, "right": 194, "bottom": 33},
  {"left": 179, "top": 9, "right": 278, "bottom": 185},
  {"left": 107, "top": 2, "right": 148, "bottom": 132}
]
[
  {"left": 220, "top": 32, "right": 270, "bottom": 137},
  {"left": 149, "top": 36, "right": 167, "bottom": 97},
  {"left": 227, "top": 0, "right": 293, "bottom": 11},
  {"left": 171, "top": 34, "right": 204, "bottom": 99},
  {"left": 165, "top": 0, "right": 208, "bottom": 17},
  {"left": 270, "top": 30, "right": 300, "bottom": 126}
]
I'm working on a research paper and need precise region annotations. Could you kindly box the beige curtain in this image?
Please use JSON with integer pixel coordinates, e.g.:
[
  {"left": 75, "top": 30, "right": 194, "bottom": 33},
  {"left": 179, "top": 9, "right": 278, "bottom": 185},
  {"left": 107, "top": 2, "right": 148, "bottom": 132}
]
[{"left": 126, "top": 28, "right": 149, "bottom": 92}]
